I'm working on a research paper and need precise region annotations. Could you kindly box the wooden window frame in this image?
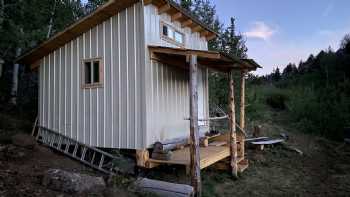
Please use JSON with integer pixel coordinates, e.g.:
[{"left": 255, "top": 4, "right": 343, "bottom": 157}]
[
  {"left": 81, "top": 57, "right": 104, "bottom": 89},
  {"left": 160, "top": 21, "right": 185, "bottom": 47}
]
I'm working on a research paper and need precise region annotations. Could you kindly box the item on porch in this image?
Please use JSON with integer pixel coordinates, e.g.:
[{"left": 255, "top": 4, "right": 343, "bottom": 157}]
[
  {"left": 200, "top": 137, "right": 209, "bottom": 147},
  {"left": 151, "top": 150, "right": 173, "bottom": 161}
]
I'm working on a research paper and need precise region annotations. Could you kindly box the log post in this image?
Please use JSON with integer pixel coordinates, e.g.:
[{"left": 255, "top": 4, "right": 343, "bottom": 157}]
[
  {"left": 239, "top": 70, "right": 246, "bottom": 158},
  {"left": 189, "top": 54, "right": 201, "bottom": 197},
  {"left": 228, "top": 70, "right": 238, "bottom": 178}
]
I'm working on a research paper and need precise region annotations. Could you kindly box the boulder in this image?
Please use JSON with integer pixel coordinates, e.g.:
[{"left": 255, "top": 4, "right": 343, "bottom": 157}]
[
  {"left": 42, "top": 169, "right": 106, "bottom": 194},
  {"left": 11, "top": 134, "right": 36, "bottom": 149}
]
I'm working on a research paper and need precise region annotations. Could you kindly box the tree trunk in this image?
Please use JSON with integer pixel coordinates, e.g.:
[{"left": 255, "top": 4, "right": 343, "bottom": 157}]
[
  {"left": 47, "top": 0, "right": 57, "bottom": 39},
  {"left": 0, "top": 58, "right": 4, "bottom": 78},
  {"left": 189, "top": 54, "right": 201, "bottom": 197},
  {"left": 228, "top": 70, "right": 238, "bottom": 178},
  {"left": 0, "top": 0, "right": 4, "bottom": 26},
  {"left": 10, "top": 48, "right": 22, "bottom": 105}
]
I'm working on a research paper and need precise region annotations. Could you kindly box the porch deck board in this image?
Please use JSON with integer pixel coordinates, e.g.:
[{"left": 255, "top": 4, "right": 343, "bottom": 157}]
[{"left": 148, "top": 146, "right": 232, "bottom": 169}]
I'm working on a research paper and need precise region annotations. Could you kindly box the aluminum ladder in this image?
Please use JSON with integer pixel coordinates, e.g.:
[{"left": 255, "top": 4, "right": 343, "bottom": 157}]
[{"left": 36, "top": 126, "right": 116, "bottom": 174}]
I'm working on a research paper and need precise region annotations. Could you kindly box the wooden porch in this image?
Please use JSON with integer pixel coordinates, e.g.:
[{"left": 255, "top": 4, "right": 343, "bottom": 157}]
[
  {"left": 141, "top": 45, "right": 260, "bottom": 196},
  {"left": 147, "top": 145, "right": 248, "bottom": 172}
]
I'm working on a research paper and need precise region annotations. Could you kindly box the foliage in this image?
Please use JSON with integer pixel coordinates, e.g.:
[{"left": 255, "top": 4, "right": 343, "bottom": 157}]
[
  {"left": 177, "top": 0, "right": 249, "bottom": 114},
  {"left": 249, "top": 34, "right": 350, "bottom": 141}
]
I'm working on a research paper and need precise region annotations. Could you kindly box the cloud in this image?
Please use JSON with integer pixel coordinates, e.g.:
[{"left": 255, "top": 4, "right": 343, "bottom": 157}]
[{"left": 243, "top": 21, "right": 276, "bottom": 41}]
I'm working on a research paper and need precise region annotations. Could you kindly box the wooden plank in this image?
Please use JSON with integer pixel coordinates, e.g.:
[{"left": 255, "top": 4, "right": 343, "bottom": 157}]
[
  {"left": 158, "top": 3, "right": 171, "bottom": 14},
  {"left": 192, "top": 25, "right": 203, "bottom": 33},
  {"left": 228, "top": 70, "right": 238, "bottom": 178},
  {"left": 148, "top": 146, "right": 231, "bottom": 169},
  {"left": 171, "top": 12, "right": 183, "bottom": 22},
  {"left": 181, "top": 19, "right": 193, "bottom": 28},
  {"left": 209, "top": 141, "right": 227, "bottom": 147},
  {"left": 143, "top": 0, "right": 153, "bottom": 5},
  {"left": 189, "top": 54, "right": 201, "bottom": 197}
]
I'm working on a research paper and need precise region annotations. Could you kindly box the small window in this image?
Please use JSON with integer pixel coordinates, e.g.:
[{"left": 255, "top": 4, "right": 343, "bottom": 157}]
[
  {"left": 161, "top": 22, "right": 184, "bottom": 45},
  {"left": 83, "top": 58, "right": 103, "bottom": 88},
  {"left": 174, "top": 31, "right": 184, "bottom": 43}
]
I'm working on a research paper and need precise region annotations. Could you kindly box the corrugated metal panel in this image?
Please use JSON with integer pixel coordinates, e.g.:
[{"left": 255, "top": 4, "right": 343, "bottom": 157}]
[
  {"left": 145, "top": 60, "right": 209, "bottom": 147},
  {"left": 143, "top": 4, "right": 209, "bottom": 147},
  {"left": 38, "top": 2, "right": 145, "bottom": 149},
  {"left": 144, "top": 4, "right": 208, "bottom": 50}
]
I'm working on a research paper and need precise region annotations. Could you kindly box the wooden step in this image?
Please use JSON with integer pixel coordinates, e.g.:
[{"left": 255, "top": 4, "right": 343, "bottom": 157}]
[{"left": 238, "top": 159, "right": 249, "bottom": 173}]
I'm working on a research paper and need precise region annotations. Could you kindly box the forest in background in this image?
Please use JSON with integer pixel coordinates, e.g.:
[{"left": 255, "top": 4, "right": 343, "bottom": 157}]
[{"left": 246, "top": 35, "right": 350, "bottom": 140}]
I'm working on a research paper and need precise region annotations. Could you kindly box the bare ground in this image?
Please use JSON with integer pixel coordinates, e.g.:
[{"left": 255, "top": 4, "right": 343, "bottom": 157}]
[{"left": 1, "top": 110, "right": 350, "bottom": 197}]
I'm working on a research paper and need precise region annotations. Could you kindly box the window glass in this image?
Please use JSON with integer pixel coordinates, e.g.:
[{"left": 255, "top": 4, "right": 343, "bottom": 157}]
[
  {"left": 168, "top": 27, "right": 174, "bottom": 39},
  {"left": 85, "top": 62, "right": 92, "bottom": 84},
  {"left": 162, "top": 23, "right": 184, "bottom": 45},
  {"left": 163, "top": 25, "right": 168, "bottom": 36},
  {"left": 93, "top": 61, "right": 100, "bottom": 83},
  {"left": 174, "top": 31, "right": 183, "bottom": 44}
]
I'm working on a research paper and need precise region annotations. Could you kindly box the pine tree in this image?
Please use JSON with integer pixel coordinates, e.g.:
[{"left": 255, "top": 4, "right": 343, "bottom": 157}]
[{"left": 221, "top": 18, "right": 247, "bottom": 58}]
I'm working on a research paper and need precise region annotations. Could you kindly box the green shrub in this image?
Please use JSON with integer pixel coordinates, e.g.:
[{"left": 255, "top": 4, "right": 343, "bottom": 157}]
[{"left": 266, "top": 92, "right": 288, "bottom": 110}]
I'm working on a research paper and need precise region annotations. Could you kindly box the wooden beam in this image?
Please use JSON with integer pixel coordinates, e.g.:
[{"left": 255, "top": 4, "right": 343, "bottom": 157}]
[
  {"left": 171, "top": 12, "right": 183, "bottom": 22},
  {"left": 228, "top": 70, "right": 238, "bottom": 179},
  {"left": 143, "top": 0, "right": 153, "bottom": 5},
  {"left": 181, "top": 19, "right": 193, "bottom": 28},
  {"left": 158, "top": 3, "right": 171, "bottom": 14},
  {"left": 192, "top": 25, "right": 203, "bottom": 33},
  {"left": 238, "top": 70, "right": 246, "bottom": 158},
  {"left": 200, "top": 30, "right": 209, "bottom": 38},
  {"left": 189, "top": 55, "right": 201, "bottom": 197},
  {"left": 206, "top": 32, "right": 217, "bottom": 41}
]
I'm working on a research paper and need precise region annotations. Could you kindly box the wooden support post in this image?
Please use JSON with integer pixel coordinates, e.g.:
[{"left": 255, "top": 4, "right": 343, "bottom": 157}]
[
  {"left": 189, "top": 54, "right": 201, "bottom": 197},
  {"left": 239, "top": 70, "right": 246, "bottom": 158},
  {"left": 228, "top": 70, "right": 238, "bottom": 178},
  {"left": 136, "top": 149, "right": 149, "bottom": 167}
]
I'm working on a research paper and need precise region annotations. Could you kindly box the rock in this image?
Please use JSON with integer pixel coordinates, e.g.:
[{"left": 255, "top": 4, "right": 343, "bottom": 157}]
[
  {"left": 42, "top": 169, "right": 106, "bottom": 194},
  {"left": 11, "top": 134, "right": 36, "bottom": 149}
]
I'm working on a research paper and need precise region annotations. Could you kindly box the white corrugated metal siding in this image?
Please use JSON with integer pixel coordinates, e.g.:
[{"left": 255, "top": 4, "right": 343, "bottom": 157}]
[
  {"left": 39, "top": 2, "right": 146, "bottom": 149},
  {"left": 144, "top": 4, "right": 208, "bottom": 50},
  {"left": 143, "top": 4, "right": 209, "bottom": 147}
]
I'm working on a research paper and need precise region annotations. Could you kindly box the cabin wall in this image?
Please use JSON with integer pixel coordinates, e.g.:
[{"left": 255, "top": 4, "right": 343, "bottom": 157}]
[
  {"left": 143, "top": 4, "right": 209, "bottom": 147},
  {"left": 144, "top": 60, "right": 209, "bottom": 147},
  {"left": 38, "top": 2, "right": 146, "bottom": 149},
  {"left": 143, "top": 4, "right": 208, "bottom": 50}
]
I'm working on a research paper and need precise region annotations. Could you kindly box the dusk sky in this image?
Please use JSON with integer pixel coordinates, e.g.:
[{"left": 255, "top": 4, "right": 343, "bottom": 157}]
[{"left": 211, "top": 0, "right": 350, "bottom": 75}]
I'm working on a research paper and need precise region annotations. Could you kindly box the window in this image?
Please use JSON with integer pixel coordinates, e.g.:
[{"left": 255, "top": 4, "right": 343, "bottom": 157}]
[
  {"left": 161, "top": 22, "right": 184, "bottom": 46},
  {"left": 82, "top": 58, "right": 103, "bottom": 88}
]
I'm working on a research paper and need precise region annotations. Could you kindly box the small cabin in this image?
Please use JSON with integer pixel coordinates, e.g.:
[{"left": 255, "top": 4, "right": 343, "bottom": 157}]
[{"left": 18, "top": 0, "right": 260, "bottom": 175}]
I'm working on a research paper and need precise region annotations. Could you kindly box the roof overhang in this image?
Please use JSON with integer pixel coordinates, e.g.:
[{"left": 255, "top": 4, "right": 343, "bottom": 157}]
[
  {"left": 17, "top": 0, "right": 139, "bottom": 68},
  {"left": 148, "top": 45, "right": 261, "bottom": 72},
  {"left": 144, "top": 0, "right": 218, "bottom": 41}
]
